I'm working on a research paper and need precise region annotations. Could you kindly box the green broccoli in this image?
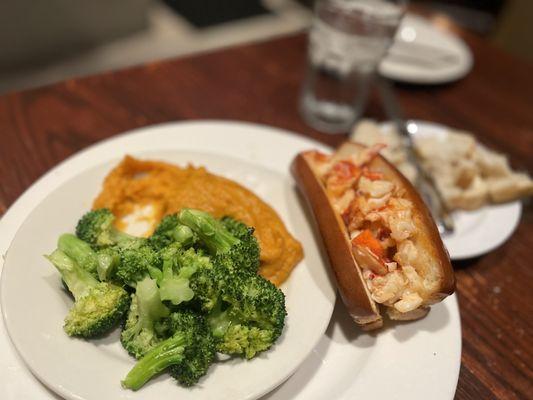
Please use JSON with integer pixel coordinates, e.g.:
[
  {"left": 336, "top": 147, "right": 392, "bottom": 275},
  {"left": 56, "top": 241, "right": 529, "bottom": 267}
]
[
  {"left": 207, "top": 272, "right": 286, "bottom": 359},
  {"left": 187, "top": 255, "right": 220, "bottom": 313},
  {"left": 122, "top": 311, "right": 215, "bottom": 391},
  {"left": 115, "top": 244, "right": 161, "bottom": 288},
  {"left": 57, "top": 232, "right": 123, "bottom": 283},
  {"left": 47, "top": 206, "right": 290, "bottom": 391},
  {"left": 178, "top": 209, "right": 260, "bottom": 273},
  {"left": 167, "top": 312, "right": 216, "bottom": 387},
  {"left": 155, "top": 245, "right": 213, "bottom": 306},
  {"left": 158, "top": 245, "right": 220, "bottom": 313},
  {"left": 75, "top": 208, "right": 142, "bottom": 248},
  {"left": 57, "top": 233, "right": 98, "bottom": 276},
  {"left": 149, "top": 214, "right": 196, "bottom": 250},
  {"left": 120, "top": 276, "right": 170, "bottom": 359},
  {"left": 95, "top": 247, "right": 121, "bottom": 282},
  {"left": 178, "top": 208, "right": 238, "bottom": 254},
  {"left": 72, "top": 209, "right": 161, "bottom": 286},
  {"left": 45, "top": 249, "right": 129, "bottom": 338},
  {"left": 220, "top": 216, "right": 260, "bottom": 273},
  {"left": 113, "top": 216, "right": 201, "bottom": 288}
]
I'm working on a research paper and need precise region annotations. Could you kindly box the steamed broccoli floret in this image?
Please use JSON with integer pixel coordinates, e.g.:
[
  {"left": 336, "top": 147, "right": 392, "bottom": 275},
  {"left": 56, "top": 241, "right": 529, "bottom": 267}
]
[
  {"left": 149, "top": 215, "right": 196, "bottom": 250},
  {"left": 57, "top": 232, "right": 121, "bottom": 284},
  {"left": 207, "top": 272, "right": 286, "bottom": 359},
  {"left": 155, "top": 245, "right": 213, "bottom": 306},
  {"left": 178, "top": 209, "right": 239, "bottom": 254},
  {"left": 217, "top": 324, "right": 274, "bottom": 359},
  {"left": 75, "top": 209, "right": 141, "bottom": 248},
  {"left": 45, "top": 249, "right": 129, "bottom": 338},
  {"left": 122, "top": 311, "right": 215, "bottom": 391},
  {"left": 115, "top": 244, "right": 161, "bottom": 288},
  {"left": 168, "top": 312, "right": 216, "bottom": 387},
  {"left": 178, "top": 209, "right": 260, "bottom": 273},
  {"left": 58, "top": 233, "right": 98, "bottom": 276},
  {"left": 220, "top": 216, "right": 260, "bottom": 273},
  {"left": 74, "top": 209, "right": 161, "bottom": 286},
  {"left": 158, "top": 245, "right": 220, "bottom": 313},
  {"left": 120, "top": 276, "right": 170, "bottom": 359},
  {"left": 188, "top": 257, "right": 219, "bottom": 313}
]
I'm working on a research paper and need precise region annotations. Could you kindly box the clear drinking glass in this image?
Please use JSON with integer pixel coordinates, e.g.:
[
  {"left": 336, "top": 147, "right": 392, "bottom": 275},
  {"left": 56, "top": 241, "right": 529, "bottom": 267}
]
[{"left": 300, "top": 0, "right": 406, "bottom": 133}]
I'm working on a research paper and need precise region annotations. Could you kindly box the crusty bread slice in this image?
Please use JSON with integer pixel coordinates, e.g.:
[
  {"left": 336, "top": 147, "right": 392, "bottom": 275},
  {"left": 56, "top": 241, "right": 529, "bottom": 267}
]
[{"left": 487, "top": 173, "right": 533, "bottom": 203}]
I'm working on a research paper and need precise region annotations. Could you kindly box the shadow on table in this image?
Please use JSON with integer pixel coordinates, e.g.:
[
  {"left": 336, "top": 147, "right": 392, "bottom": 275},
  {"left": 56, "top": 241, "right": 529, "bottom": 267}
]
[{"left": 452, "top": 255, "right": 483, "bottom": 270}]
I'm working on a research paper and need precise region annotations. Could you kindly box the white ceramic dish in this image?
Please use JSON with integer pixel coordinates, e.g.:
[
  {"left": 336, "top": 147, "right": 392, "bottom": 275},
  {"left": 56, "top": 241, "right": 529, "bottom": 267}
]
[
  {"left": 380, "top": 14, "right": 473, "bottom": 84},
  {"left": 380, "top": 120, "right": 522, "bottom": 260},
  {"left": 1, "top": 155, "right": 336, "bottom": 399},
  {"left": 0, "top": 121, "right": 461, "bottom": 400}
]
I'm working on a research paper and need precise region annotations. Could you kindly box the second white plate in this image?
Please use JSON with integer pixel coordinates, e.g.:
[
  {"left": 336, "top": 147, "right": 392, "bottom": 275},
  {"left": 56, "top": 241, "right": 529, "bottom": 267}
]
[
  {"left": 380, "top": 14, "right": 473, "bottom": 84},
  {"left": 380, "top": 120, "right": 522, "bottom": 260}
]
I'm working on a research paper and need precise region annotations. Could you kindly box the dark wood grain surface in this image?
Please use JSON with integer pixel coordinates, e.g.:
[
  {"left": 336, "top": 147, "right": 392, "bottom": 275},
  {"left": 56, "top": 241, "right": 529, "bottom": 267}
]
[{"left": 0, "top": 15, "right": 532, "bottom": 400}]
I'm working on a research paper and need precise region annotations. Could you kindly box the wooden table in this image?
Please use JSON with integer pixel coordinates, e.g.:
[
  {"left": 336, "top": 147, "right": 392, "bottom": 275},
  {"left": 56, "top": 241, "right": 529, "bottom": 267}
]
[{"left": 0, "top": 16, "right": 531, "bottom": 400}]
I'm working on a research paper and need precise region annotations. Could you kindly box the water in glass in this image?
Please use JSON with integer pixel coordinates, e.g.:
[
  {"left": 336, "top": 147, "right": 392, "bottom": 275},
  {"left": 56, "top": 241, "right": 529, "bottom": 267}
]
[{"left": 301, "top": 0, "right": 404, "bottom": 133}]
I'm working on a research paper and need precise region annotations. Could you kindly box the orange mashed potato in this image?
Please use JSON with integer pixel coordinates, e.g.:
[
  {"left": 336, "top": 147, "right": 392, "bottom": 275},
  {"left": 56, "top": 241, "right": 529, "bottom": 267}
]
[{"left": 93, "top": 156, "right": 303, "bottom": 286}]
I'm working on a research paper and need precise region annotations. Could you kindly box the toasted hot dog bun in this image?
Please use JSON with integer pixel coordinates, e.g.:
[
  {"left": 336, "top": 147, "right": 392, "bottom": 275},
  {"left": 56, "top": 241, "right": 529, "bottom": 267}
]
[
  {"left": 291, "top": 150, "right": 383, "bottom": 329},
  {"left": 291, "top": 142, "right": 454, "bottom": 330}
]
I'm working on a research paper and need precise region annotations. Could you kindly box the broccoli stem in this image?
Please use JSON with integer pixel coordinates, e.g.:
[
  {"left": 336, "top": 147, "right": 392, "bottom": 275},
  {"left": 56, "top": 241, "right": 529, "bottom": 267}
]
[
  {"left": 58, "top": 233, "right": 98, "bottom": 275},
  {"left": 207, "top": 300, "right": 232, "bottom": 338},
  {"left": 46, "top": 249, "right": 98, "bottom": 299},
  {"left": 158, "top": 257, "right": 196, "bottom": 305},
  {"left": 46, "top": 247, "right": 130, "bottom": 338},
  {"left": 159, "top": 277, "right": 194, "bottom": 305},
  {"left": 172, "top": 225, "right": 195, "bottom": 246},
  {"left": 147, "top": 265, "right": 163, "bottom": 282},
  {"left": 122, "top": 333, "right": 187, "bottom": 391},
  {"left": 136, "top": 277, "right": 170, "bottom": 331},
  {"left": 178, "top": 209, "right": 239, "bottom": 254},
  {"left": 120, "top": 277, "right": 170, "bottom": 358},
  {"left": 96, "top": 249, "right": 120, "bottom": 281}
]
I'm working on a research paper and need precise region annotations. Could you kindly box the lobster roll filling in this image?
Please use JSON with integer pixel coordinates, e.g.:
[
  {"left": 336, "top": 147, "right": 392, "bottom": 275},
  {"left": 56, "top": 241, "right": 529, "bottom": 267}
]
[{"left": 309, "top": 146, "right": 443, "bottom": 319}]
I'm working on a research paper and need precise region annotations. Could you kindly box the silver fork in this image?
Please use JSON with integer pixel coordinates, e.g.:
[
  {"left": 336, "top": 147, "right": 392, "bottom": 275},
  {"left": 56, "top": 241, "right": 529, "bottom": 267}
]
[{"left": 376, "top": 77, "right": 455, "bottom": 235}]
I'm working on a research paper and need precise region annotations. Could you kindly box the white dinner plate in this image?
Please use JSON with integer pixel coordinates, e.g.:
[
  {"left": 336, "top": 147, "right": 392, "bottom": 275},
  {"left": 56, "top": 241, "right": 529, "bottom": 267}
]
[
  {"left": 380, "top": 14, "right": 473, "bottom": 84},
  {"left": 0, "top": 141, "right": 336, "bottom": 399},
  {"left": 0, "top": 121, "right": 461, "bottom": 400},
  {"left": 380, "top": 121, "right": 522, "bottom": 260}
]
